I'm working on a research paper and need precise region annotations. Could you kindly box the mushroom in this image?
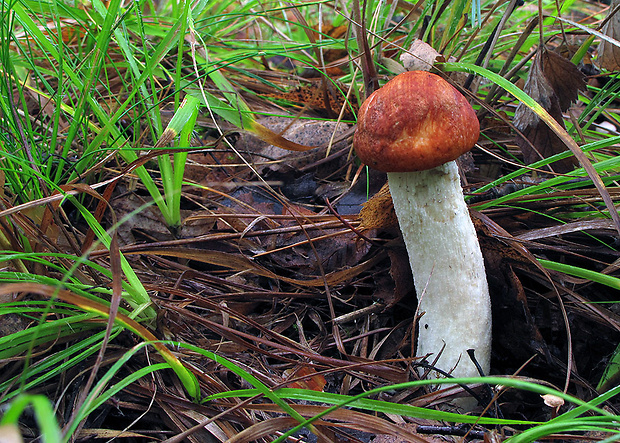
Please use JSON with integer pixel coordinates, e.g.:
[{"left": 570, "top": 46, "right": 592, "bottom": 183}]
[{"left": 354, "top": 71, "right": 491, "bottom": 383}]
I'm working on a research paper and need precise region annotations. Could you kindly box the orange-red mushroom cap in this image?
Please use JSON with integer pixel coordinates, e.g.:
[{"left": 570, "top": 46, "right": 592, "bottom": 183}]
[{"left": 354, "top": 71, "right": 480, "bottom": 173}]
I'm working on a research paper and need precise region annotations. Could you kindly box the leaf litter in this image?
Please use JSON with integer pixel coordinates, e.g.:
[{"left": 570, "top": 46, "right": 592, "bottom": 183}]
[{"left": 5, "top": 2, "right": 620, "bottom": 442}]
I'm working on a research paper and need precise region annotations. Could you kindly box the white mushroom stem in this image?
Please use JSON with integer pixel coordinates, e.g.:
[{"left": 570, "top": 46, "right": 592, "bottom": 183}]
[{"left": 388, "top": 161, "right": 491, "bottom": 379}]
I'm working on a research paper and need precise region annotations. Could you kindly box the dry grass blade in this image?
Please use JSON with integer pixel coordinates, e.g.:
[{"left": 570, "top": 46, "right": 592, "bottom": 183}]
[
  {"left": 119, "top": 247, "right": 386, "bottom": 287},
  {"left": 160, "top": 302, "right": 409, "bottom": 383},
  {"left": 515, "top": 219, "right": 616, "bottom": 241},
  {"left": 352, "top": 0, "right": 379, "bottom": 96},
  {"left": 229, "top": 404, "right": 433, "bottom": 443}
]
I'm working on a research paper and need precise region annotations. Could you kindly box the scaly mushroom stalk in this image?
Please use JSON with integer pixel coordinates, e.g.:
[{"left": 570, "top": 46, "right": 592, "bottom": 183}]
[
  {"left": 388, "top": 163, "right": 491, "bottom": 379},
  {"left": 354, "top": 71, "right": 491, "bottom": 381}
]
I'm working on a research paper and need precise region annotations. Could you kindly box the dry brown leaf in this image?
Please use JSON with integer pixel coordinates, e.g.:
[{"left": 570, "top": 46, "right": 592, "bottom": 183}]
[
  {"left": 541, "top": 393, "right": 565, "bottom": 408},
  {"left": 359, "top": 184, "right": 398, "bottom": 231},
  {"left": 400, "top": 39, "right": 442, "bottom": 72},
  {"left": 283, "top": 365, "right": 328, "bottom": 391},
  {"left": 236, "top": 116, "right": 350, "bottom": 175},
  {"left": 542, "top": 49, "right": 586, "bottom": 110},
  {"left": 599, "top": 0, "right": 620, "bottom": 71},
  {"left": 514, "top": 47, "right": 585, "bottom": 173}
]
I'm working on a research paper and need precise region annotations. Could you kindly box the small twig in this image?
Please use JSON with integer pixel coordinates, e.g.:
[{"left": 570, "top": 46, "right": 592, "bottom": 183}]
[{"left": 332, "top": 302, "right": 386, "bottom": 324}]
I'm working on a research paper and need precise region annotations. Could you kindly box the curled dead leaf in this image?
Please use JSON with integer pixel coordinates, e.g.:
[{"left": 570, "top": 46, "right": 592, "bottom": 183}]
[
  {"left": 541, "top": 393, "right": 565, "bottom": 408},
  {"left": 400, "top": 40, "right": 442, "bottom": 72},
  {"left": 514, "top": 47, "right": 585, "bottom": 172},
  {"left": 598, "top": 0, "right": 620, "bottom": 71},
  {"left": 359, "top": 184, "right": 398, "bottom": 231},
  {"left": 283, "top": 366, "right": 327, "bottom": 391}
]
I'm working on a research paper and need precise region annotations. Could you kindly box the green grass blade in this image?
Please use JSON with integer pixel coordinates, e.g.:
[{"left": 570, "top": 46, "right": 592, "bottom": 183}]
[
  {"left": 538, "top": 259, "right": 620, "bottom": 291},
  {"left": 0, "top": 394, "right": 62, "bottom": 443},
  {"left": 444, "top": 62, "right": 620, "bottom": 234}
]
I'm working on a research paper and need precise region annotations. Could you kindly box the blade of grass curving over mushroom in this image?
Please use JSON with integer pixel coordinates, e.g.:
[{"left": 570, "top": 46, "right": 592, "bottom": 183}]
[{"left": 443, "top": 62, "right": 620, "bottom": 237}]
